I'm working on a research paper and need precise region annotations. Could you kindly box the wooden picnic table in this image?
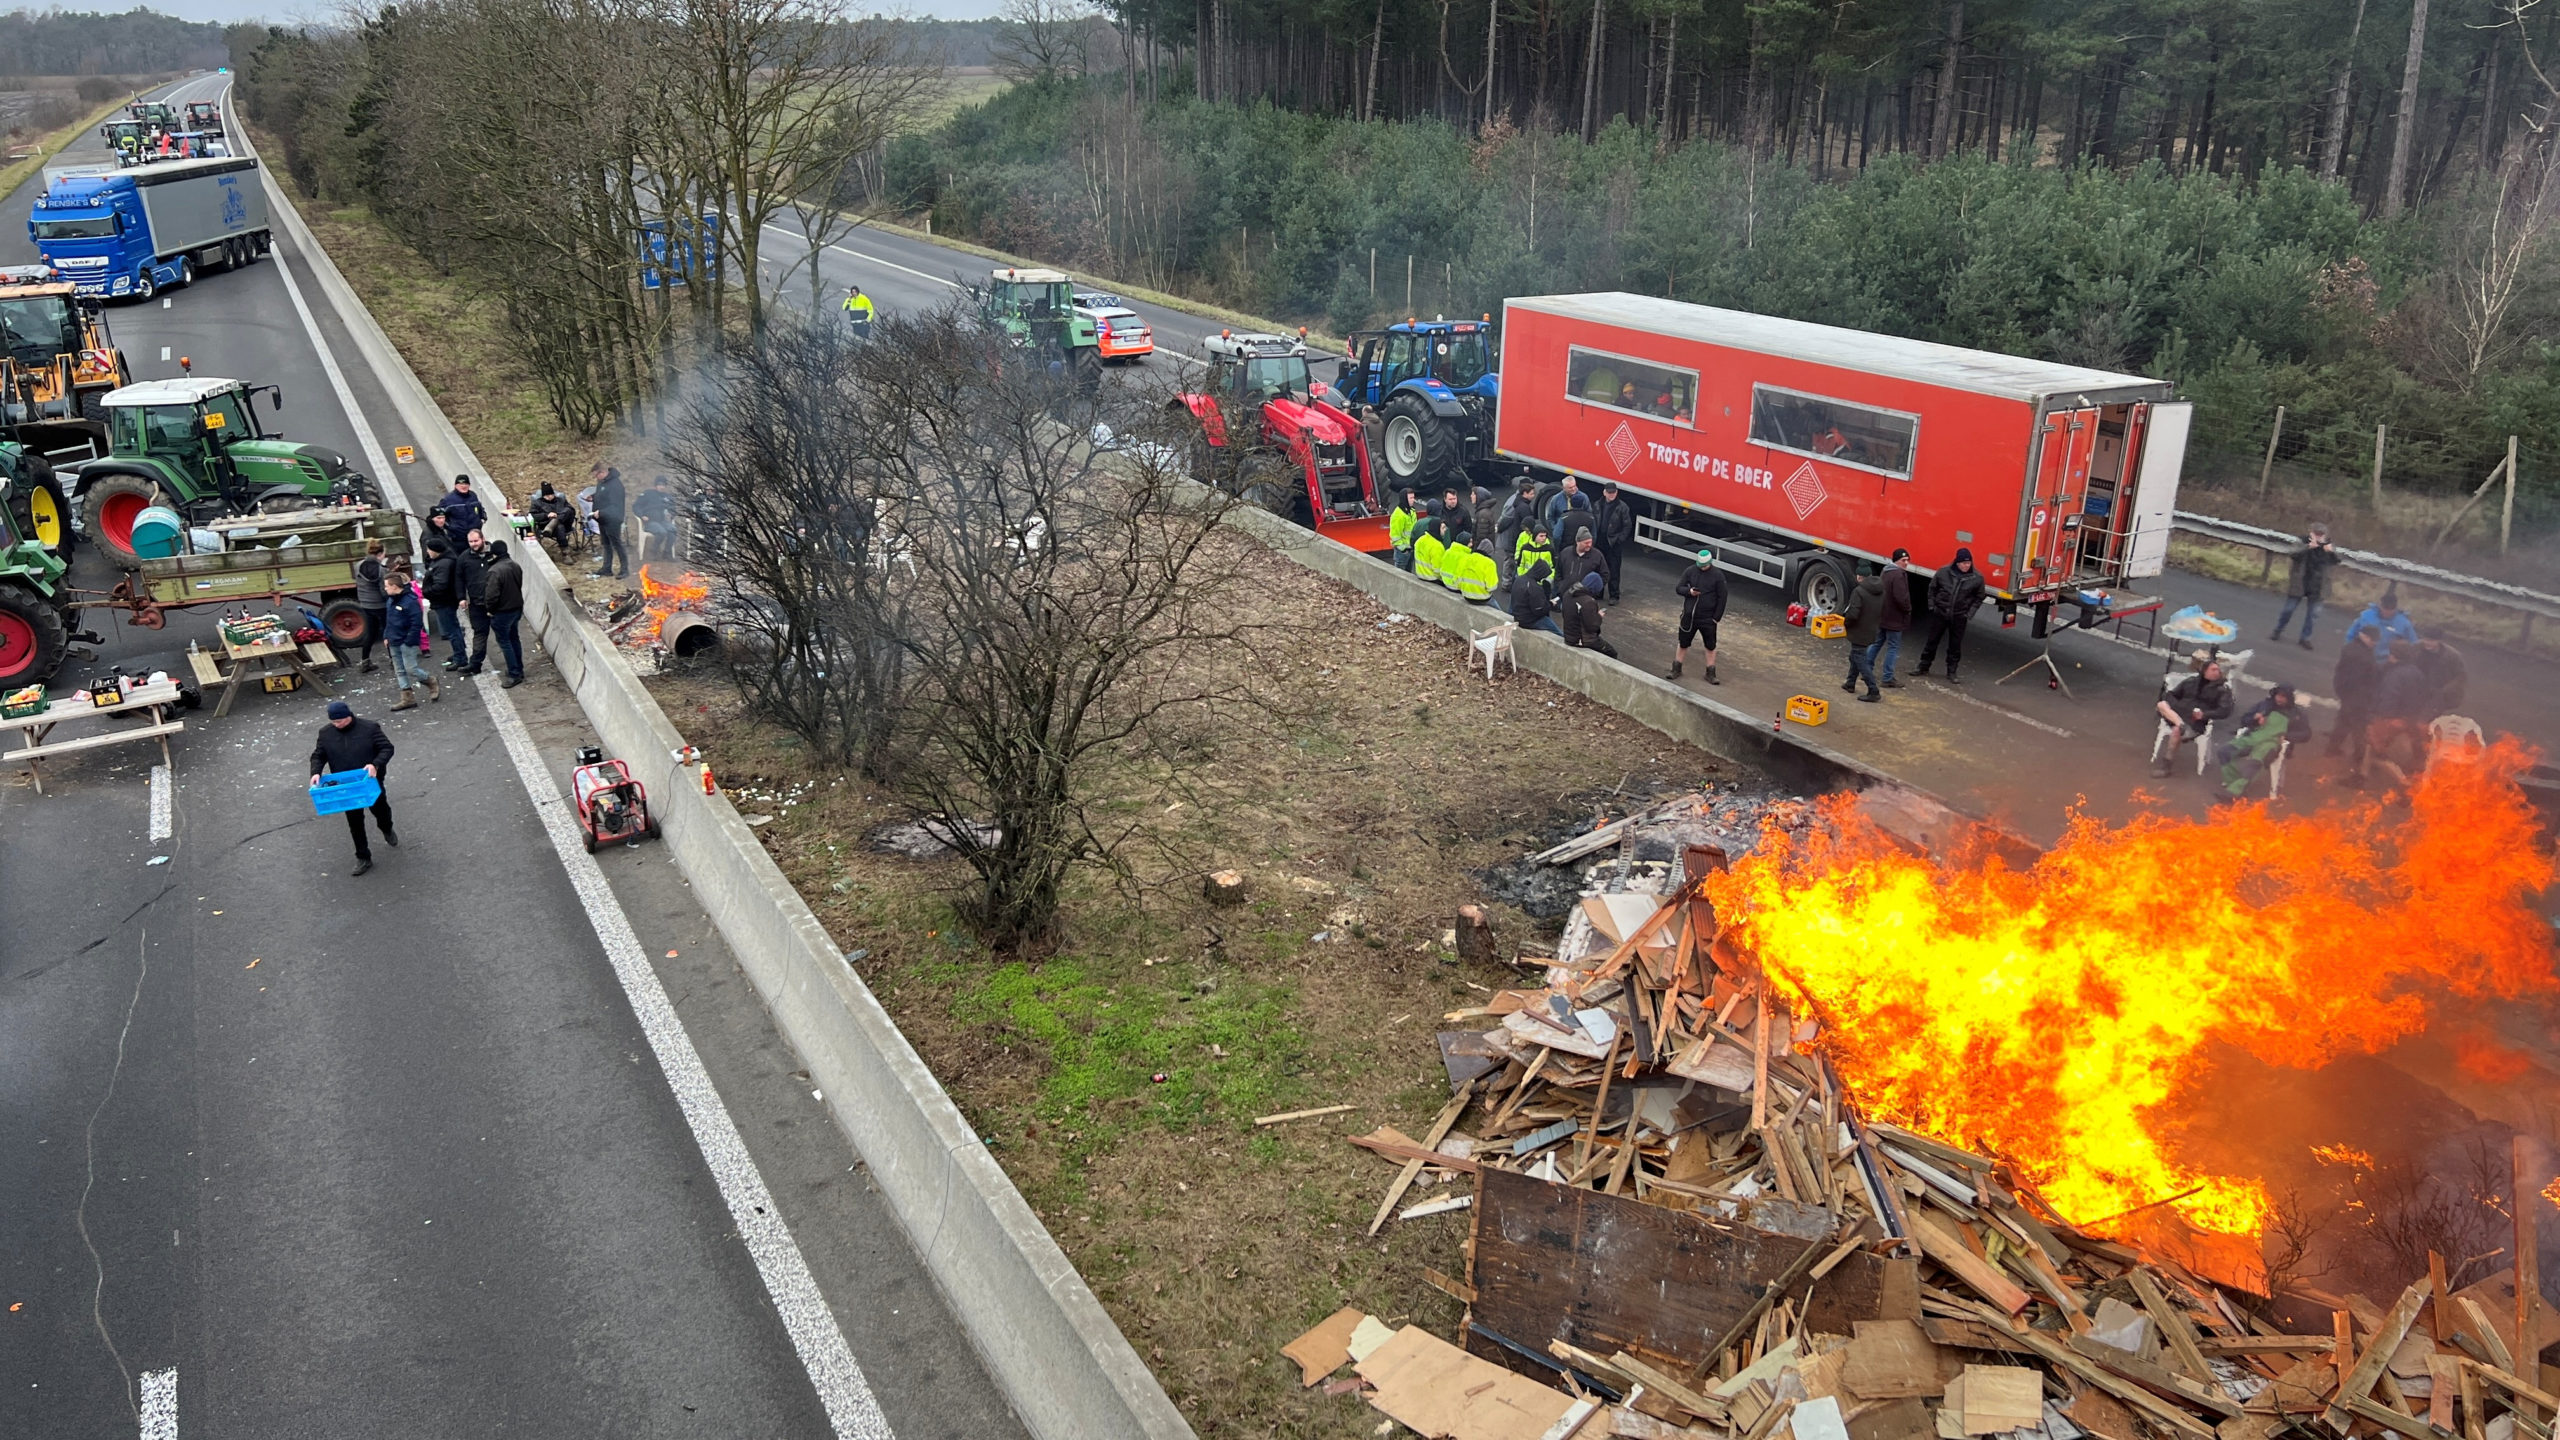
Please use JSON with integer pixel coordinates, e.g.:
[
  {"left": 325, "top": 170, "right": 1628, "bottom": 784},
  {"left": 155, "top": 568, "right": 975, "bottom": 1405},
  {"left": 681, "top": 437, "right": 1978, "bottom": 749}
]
[
  {"left": 4, "top": 679, "right": 186, "bottom": 795},
  {"left": 188, "top": 635, "right": 338, "bottom": 718}
]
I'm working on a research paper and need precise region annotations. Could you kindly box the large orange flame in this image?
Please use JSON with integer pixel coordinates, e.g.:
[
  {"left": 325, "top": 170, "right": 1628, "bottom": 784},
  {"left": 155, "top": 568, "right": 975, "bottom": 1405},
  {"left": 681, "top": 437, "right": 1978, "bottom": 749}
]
[
  {"left": 1707, "top": 738, "right": 2558, "bottom": 1238},
  {"left": 637, "top": 564, "right": 710, "bottom": 643}
]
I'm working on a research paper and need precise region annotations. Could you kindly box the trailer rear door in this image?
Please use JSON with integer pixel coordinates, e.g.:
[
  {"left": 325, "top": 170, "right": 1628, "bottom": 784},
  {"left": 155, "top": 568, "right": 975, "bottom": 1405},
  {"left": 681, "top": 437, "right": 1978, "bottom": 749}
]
[
  {"left": 2023, "top": 406, "right": 2099, "bottom": 591},
  {"left": 2122, "top": 402, "right": 2190, "bottom": 579}
]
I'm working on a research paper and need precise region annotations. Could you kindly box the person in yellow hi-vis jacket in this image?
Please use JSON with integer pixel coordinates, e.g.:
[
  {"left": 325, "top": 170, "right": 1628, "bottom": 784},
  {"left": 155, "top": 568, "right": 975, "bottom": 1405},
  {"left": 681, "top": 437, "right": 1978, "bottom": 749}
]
[{"left": 842, "top": 285, "right": 876, "bottom": 337}]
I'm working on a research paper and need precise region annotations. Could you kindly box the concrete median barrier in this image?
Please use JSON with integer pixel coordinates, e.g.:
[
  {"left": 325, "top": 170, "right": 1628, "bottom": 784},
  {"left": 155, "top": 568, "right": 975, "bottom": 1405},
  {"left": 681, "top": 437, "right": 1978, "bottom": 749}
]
[{"left": 262, "top": 174, "right": 1197, "bottom": 1440}]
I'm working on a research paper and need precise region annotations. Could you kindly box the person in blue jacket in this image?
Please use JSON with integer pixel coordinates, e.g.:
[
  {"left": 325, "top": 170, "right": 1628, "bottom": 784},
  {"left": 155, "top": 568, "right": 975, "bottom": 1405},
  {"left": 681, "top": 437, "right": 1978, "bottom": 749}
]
[
  {"left": 381, "top": 557, "right": 438, "bottom": 710},
  {"left": 435, "top": 474, "right": 488, "bottom": 538},
  {"left": 2342, "top": 591, "right": 2417, "bottom": 660}
]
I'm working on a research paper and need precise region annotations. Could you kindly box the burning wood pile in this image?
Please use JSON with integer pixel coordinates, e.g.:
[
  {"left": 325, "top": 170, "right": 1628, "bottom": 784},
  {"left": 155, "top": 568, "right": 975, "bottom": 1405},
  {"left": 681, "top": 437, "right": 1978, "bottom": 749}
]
[
  {"left": 1293, "top": 752, "right": 2560, "bottom": 1440},
  {"left": 601, "top": 562, "right": 719, "bottom": 666}
]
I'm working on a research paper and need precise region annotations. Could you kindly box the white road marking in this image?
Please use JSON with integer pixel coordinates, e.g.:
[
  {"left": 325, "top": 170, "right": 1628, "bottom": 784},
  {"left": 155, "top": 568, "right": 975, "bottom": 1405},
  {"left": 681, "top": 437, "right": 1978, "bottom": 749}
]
[
  {"left": 139, "top": 1368, "right": 175, "bottom": 1439},
  {"left": 160, "top": 299, "right": 169, "bottom": 310},
  {"left": 147, "top": 764, "right": 170, "bottom": 841},
  {"left": 1914, "top": 677, "right": 2075, "bottom": 737},
  {"left": 159, "top": 347, "right": 169, "bottom": 361},
  {"left": 478, "top": 684, "right": 893, "bottom": 1439}
]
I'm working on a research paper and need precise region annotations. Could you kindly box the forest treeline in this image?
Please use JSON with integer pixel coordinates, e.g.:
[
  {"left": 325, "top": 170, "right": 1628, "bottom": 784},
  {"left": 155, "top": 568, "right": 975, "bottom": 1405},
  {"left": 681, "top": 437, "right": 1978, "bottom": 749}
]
[
  {"left": 236, "top": 0, "right": 2558, "bottom": 526},
  {"left": 0, "top": 8, "right": 228, "bottom": 76}
]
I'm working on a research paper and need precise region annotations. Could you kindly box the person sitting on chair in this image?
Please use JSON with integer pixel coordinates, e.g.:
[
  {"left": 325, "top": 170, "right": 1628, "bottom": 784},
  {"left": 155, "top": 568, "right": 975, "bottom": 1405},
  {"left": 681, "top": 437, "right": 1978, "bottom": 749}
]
[
  {"left": 529, "top": 482, "right": 579, "bottom": 554},
  {"left": 2215, "top": 685, "right": 2302, "bottom": 801},
  {"left": 2151, "top": 658, "right": 2234, "bottom": 777}
]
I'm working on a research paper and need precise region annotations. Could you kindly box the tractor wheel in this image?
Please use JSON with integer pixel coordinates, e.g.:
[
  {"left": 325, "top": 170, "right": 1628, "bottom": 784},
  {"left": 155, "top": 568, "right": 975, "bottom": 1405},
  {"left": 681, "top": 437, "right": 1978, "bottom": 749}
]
[
  {"left": 1238, "top": 456, "right": 1295, "bottom": 519},
  {"left": 81, "top": 474, "right": 165, "bottom": 569},
  {"left": 78, "top": 388, "right": 108, "bottom": 425},
  {"left": 1379, "top": 391, "right": 1459, "bottom": 487},
  {"left": 318, "top": 598, "right": 368, "bottom": 646},
  {"left": 1794, "top": 555, "right": 1851, "bottom": 616},
  {"left": 5, "top": 467, "right": 72, "bottom": 555},
  {"left": 1073, "top": 346, "right": 1104, "bottom": 396},
  {"left": 0, "top": 584, "right": 69, "bottom": 685}
]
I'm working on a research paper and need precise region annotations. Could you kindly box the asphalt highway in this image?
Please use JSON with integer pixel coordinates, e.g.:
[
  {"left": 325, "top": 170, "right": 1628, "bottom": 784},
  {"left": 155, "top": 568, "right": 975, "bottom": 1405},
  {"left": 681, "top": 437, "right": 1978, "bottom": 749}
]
[{"left": 2, "top": 75, "right": 1021, "bottom": 1439}]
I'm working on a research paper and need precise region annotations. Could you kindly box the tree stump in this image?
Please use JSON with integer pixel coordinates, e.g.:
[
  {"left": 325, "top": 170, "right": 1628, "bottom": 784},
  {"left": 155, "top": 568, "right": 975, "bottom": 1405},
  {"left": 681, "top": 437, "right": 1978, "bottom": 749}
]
[
  {"left": 1455, "top": 904, "right": 1499, "bottom": 966},
  {"left": 1202, "top": 869, "right": 1248, "bottom": 907}
]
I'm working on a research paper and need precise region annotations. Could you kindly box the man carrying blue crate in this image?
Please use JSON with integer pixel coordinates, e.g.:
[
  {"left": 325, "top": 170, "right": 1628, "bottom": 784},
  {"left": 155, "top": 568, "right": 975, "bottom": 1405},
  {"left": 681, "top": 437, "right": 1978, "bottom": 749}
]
[{"left": 310, "top": 699, "right": 397, "bottom": 876}]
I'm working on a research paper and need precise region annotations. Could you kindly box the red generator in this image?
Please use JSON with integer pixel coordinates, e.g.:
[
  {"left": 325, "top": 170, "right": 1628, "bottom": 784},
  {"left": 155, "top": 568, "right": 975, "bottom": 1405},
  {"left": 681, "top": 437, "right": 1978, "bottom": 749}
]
[
  {"left": 1494, "top": 294, "right": 2190, "bottom": 621},
  {"left": 572, "top": 747, "right": 659, "bottom": 852}
]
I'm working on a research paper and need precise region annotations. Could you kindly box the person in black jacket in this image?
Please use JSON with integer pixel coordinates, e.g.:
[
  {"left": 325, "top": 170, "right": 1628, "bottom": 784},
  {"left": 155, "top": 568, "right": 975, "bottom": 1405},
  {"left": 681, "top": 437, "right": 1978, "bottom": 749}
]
[
  {"left": 1508, "top": 565, "right": 1562, "bottom": 634},
  {"left": 1593, "top": 483, "right": 1636, "bottom": 601},
  {"left": 1560, "top": 571, "right": 1617, "bottom": 657},
  {"left": 588, "top": 463, "right": 628, "bottom": 579},
  {"left": 2271, "top": 523, "right": 2336, "bottom": 648},
  {"left": 421, "top": 535, "right": 463, "bottom": 669},
  {"left": 1668, "top": 547, "right": 1727, "bottom": 684},
  {"left": 481, "top": 539, "right": 528, "bottom": 686},
  {"left": 1839, "top": 571, "right": 1886, "bottom": 702},
  {"left": 1913, "top": 547, "right": 1987, "bottom": 684},
  {"left": 310, "top": 699, "right": 397, "bottom": 875},
  {"left": 434, "top": 474, "right": 487, "bottom": 538},
  {"left": 1557, "top": 532, "right": 1610, "bottom": 599},
  {"left": 529, "top": 482, "right": 579, "bottom": 555},
  {"left": 2150, "top": 658, "right": 2235, "bottom": 776},
  {"left": 457, "top": 530, "right": 493, "bottom": 674}
]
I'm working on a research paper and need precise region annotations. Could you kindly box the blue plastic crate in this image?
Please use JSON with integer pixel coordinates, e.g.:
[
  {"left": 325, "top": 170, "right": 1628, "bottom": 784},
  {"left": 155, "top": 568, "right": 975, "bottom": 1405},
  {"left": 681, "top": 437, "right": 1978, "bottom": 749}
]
[{"left": 310, "top": 770, "right": 381, "bottom": 815}]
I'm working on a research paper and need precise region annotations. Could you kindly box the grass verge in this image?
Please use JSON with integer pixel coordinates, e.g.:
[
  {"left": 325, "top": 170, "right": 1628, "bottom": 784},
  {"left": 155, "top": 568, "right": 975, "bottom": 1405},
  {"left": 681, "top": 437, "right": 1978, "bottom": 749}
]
[
  {"left": 292, "top": 171, "right": 1753, "bottom": 1437},
  {"left": 0, "top": 95, "right": 142, "bottom": 200}
]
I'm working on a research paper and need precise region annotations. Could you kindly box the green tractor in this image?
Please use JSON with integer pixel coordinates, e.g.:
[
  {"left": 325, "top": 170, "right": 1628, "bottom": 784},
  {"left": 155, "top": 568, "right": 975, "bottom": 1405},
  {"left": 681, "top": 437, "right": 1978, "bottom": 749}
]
[
  {"left": 982, "top": 267, "right": 1103, "bottom": 393},
  {"left": 70, "top": 377, "right": 382, "bottom": 569},
  {"left": 0, "top": 449, "right": 75, "bottom": 685}
]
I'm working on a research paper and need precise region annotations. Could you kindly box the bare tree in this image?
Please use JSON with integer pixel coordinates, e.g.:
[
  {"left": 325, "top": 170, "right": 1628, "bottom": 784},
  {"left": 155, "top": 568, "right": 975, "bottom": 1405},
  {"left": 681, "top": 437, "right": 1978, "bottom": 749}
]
[
  {"left": 635, "top": 0, "right": 939, "bottom": 335},
  {"left": 993, "top": 0, "right": 1098, "bottom": 82},
  {"left": 662, "top": 317, "right": 911, "bottom": 775},
  {"left": 849, "top": 306, "right": 1258, "bottom": 949}
]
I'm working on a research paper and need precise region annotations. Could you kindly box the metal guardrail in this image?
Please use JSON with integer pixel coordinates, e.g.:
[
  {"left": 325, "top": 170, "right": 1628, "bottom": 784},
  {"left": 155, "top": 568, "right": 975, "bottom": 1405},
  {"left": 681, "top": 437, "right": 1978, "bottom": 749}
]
[{"left": 2173, "top": 509, "right": 2559, "bottom": 648}]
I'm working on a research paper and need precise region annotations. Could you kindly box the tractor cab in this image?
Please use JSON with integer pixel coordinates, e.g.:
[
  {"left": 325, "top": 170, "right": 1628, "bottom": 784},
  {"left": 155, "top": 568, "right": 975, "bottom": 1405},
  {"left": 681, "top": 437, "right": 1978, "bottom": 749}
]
[
  {"left": 127, "top": 101, "right": 178, "bottom": 129},
  {"left": 99, "top": 119, "right": 149, "bottom": 165},
  {"left": 0, "top": 266, "right": 122, "bottom": 433},
  {"left": 1335, "top": 317, "right": 1504, "bottom": 489},
  {"left": 984, "top": 267, "right": 1102, "bottom": 387},
  {"left": 99, "top": 377, "right": 294, "bottom": 511},
  {"left": 183, "top": 100, "right": 224, "bottom": 135}
]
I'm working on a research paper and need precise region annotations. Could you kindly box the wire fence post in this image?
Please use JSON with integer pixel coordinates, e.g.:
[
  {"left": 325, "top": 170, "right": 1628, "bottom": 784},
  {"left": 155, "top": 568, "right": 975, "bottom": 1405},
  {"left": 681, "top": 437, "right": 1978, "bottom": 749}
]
[
  {"left": 2504, "top": 434, "right": 2519, "bottom": 555},
  {"left": 2257, "top": 404, "right": 2286, "bottom": 496},
  {"left": 1369, "top": 247, "right": 1376, "bottom": 297},
  {"left": 2370, "top": 422, "right": 2387, "bottom": 514},
  {"left": 1405, "top": 253, "right": 1414, "bottom": 312}
]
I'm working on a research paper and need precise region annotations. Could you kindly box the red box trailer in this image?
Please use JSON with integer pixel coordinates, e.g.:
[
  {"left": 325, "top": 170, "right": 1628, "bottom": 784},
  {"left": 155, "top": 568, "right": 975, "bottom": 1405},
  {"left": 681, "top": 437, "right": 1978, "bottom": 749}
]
[{"left": 1494, "top": 293, "right": 2191, "bottom": 616}]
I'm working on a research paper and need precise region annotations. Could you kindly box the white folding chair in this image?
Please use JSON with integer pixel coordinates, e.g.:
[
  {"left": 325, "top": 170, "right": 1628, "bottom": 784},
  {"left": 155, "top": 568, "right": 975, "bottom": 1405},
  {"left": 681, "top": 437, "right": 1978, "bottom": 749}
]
[
  {"left": 2151, "top": 673, "right": 2213, "bottom": 776},
  {"left": 1469, "top": 621, "right": 1518, "bottom": 680}
]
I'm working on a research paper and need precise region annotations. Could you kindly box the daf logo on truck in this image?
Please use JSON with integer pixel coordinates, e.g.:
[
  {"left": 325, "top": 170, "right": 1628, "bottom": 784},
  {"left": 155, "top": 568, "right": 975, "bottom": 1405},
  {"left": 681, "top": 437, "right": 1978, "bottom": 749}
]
[{"left": 27, "top": 157, "right": 274, "bottom": 303}]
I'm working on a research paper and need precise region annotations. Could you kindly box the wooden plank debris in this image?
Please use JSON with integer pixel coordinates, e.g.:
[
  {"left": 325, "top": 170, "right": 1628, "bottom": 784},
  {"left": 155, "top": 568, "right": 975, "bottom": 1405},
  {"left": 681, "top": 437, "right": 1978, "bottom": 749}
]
[
  {"left": 1281, "top": 1306, "right": 1366, "bottom": 1387},
  {"left": 1253, "top": 1103, "right": 1354, "bottom": 1126},
  {"left": 1357, "top": 1323, "right": 1586, "bottom": 1440}
]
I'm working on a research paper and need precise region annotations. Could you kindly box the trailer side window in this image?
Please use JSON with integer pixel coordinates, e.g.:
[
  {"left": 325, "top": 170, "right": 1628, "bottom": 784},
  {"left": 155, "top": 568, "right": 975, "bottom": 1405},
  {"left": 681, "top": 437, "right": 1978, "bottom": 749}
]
[
  {"left": 1565, "top": 346, "right": 1696, "bottom": 427},
  {"left": 1748, "top": 385, "right": 1919, "bottom": 478}
]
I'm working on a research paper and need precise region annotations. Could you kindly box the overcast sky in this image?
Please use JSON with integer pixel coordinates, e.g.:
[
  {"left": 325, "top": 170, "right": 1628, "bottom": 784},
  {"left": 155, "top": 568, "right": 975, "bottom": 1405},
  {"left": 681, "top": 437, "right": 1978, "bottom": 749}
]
[{"left": 149, "top": 0, "right": 1011, "bottom": 21}]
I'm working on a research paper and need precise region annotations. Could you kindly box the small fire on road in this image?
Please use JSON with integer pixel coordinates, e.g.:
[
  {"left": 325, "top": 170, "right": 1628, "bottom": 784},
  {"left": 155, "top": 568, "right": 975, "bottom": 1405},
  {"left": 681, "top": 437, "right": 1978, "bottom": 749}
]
[{"left": 1707, "top": 738, "right": 2558, "bottom": 1240}]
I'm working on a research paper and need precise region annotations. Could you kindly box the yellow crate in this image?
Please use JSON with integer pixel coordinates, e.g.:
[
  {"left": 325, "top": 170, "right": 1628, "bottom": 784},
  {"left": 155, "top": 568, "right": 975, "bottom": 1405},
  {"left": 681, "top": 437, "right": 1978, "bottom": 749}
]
[
  {"left": 1808, "top": 613, "right": 1846, "bottom": 639},
  {"left": 262, "top": 672, "right": 304, "bottom": 694},
  {"left": 1785, "top": 694, "right": 1831, "bottom": 725}
]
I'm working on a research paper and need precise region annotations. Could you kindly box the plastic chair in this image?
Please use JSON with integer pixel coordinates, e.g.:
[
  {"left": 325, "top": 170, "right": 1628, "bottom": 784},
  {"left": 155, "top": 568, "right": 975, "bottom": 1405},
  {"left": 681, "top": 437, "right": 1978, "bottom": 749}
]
[
  {"left": 2151, "top": 673, "right": 2215, "bottom": 777},
  {"left": 1469, "top": 621, "right": 1518, "bottom": 681}
]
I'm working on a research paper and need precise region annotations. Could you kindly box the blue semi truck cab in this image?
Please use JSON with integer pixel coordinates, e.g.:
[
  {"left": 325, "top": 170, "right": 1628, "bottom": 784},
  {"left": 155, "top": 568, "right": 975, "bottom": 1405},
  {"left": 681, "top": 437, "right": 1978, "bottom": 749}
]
[{"left": 29, "top": 157, "right": 272, "bottom": 303}]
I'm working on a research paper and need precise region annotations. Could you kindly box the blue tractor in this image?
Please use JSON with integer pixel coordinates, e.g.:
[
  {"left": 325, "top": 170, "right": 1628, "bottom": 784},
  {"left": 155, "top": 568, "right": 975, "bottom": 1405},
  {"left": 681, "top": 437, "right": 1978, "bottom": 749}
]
[{"left": 1332, "top": 317, "right": 1500, "bottom": 492}]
